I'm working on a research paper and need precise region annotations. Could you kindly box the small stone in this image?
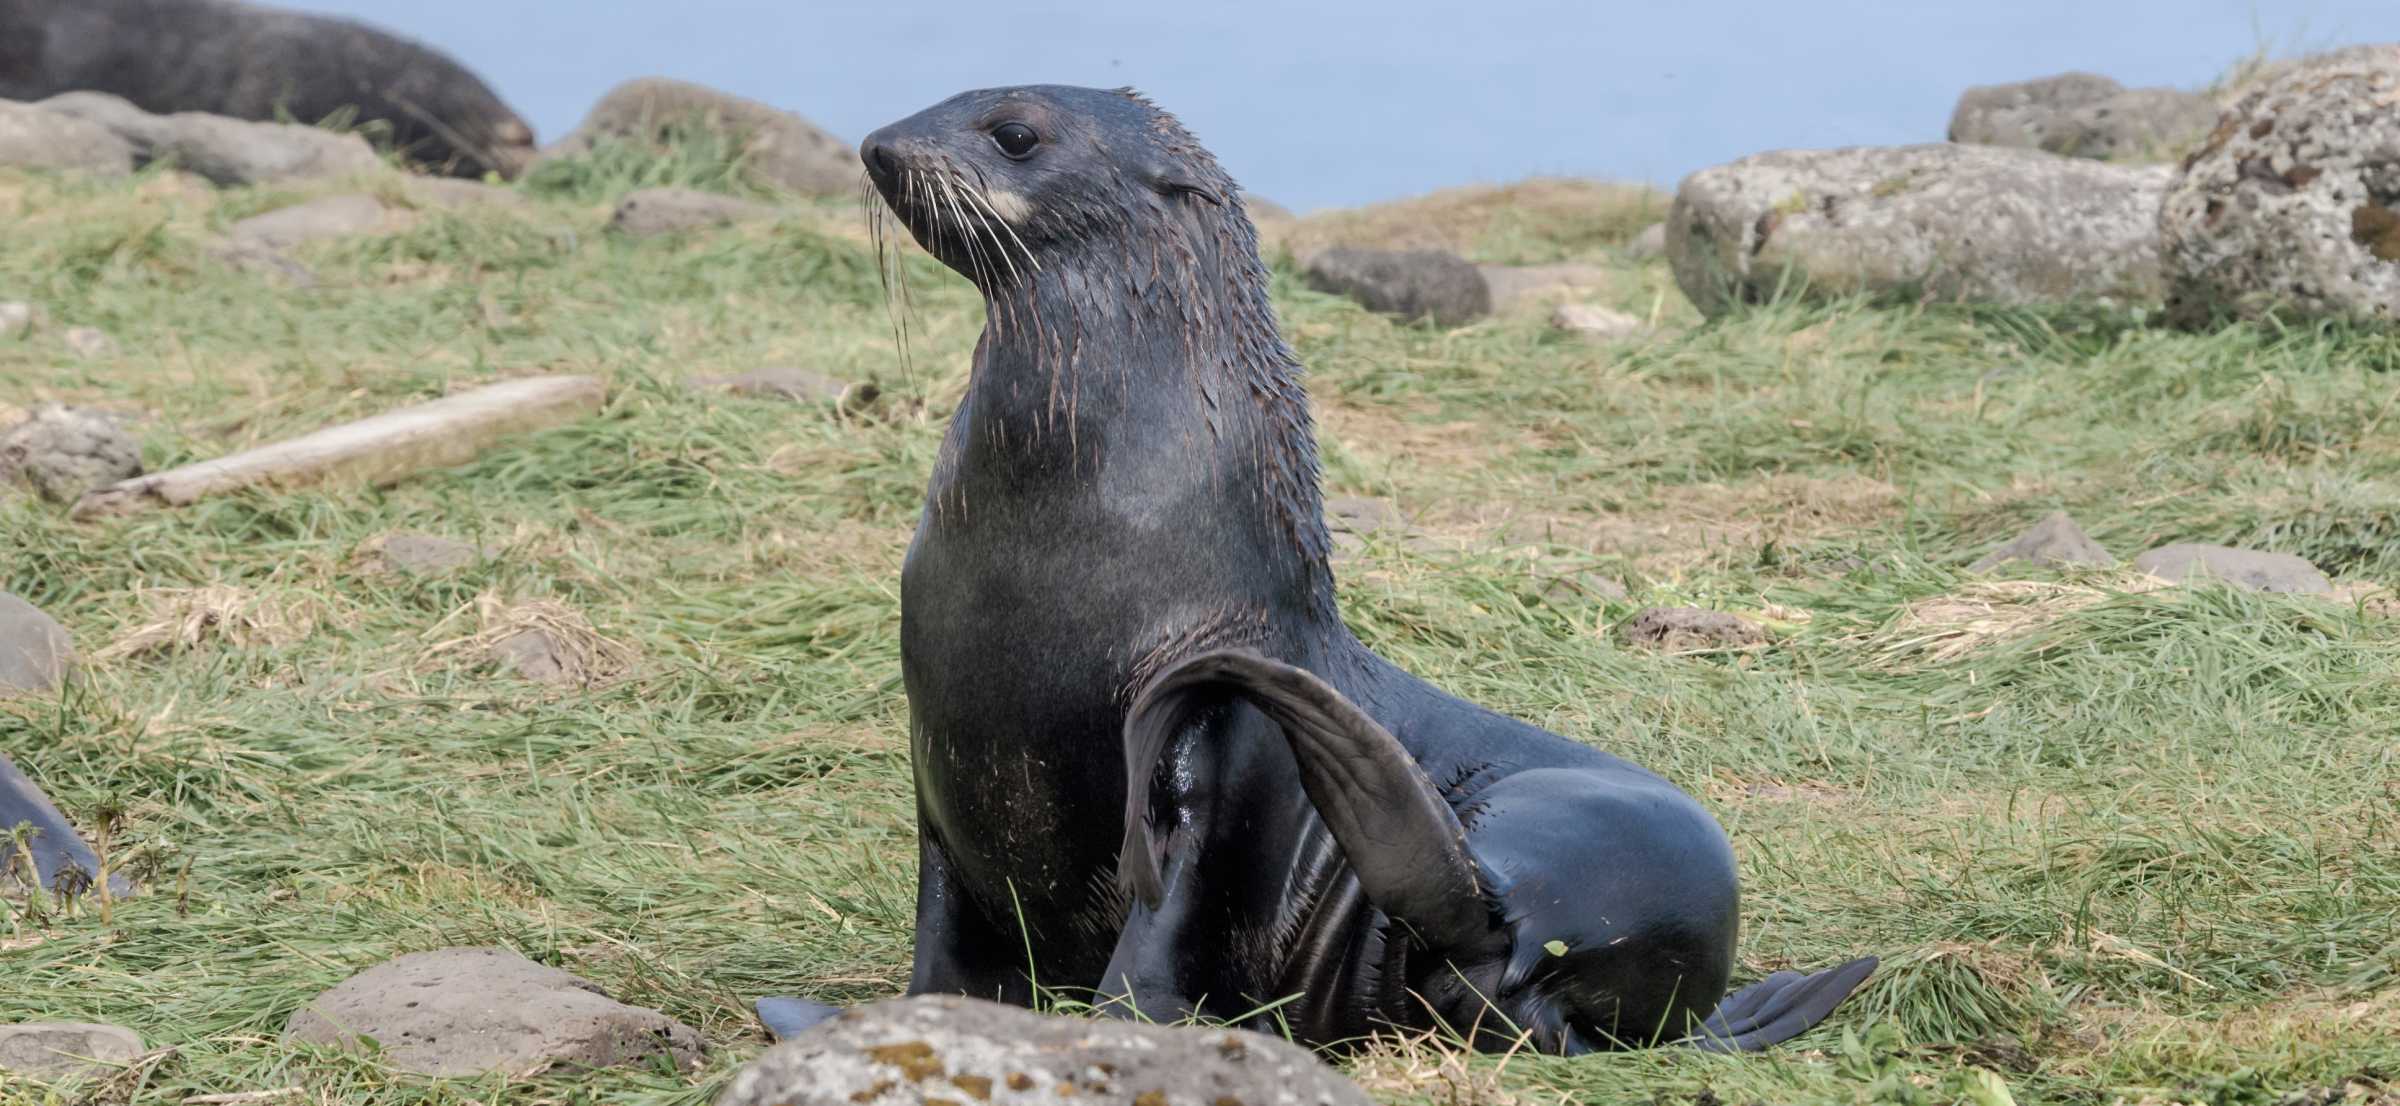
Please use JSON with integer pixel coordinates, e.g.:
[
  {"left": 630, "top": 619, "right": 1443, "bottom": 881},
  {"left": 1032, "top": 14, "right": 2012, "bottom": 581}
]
[
  {"left": 0, "top": 404, "right": 143, "bottom": 503},
  {"left": 283, "top": 946, "right": 705, "bottom": 1078},
  {"left": 609, "top": 186, "right": 775, "bottom": 238},
  {"left": 0, "top": 302, "right": 32, "bottom": 340},
  {"left": 715, "top": 995, "right": 1370, "bottom": 1106},
  {"left": 2132, "top": 544, "right": 2332, "bottom": 594},
  {"left": 62, "top": 327, "right": 116, "bottom": 360},
  {"left": 226, "top": 194, "right": 398, "bottom": 251},
  {"left": 1619, "top": 606, "right": 1767, "bottom": 652},
  {"left": 692, "top": 367, "right": 879, "bottom": 410},
  {"left": 0, "top": 591, "right": 75, "bottom": 696},
  {"left": 1323, "top": 496, "right": 1405, "bottom": 534},
  {"left": 0, "top": 1022, "right": 144, "bottom": 1081},
  {"left": 1302, "top": 248, "right": 1492, "bottom": 326},
  {"left": 363, "top": 533, "right": 490, "bottom": 575},
  {"left": 1540, "top": 572, "right": 1631, "bottom": 605},
  {"left": 1551, "top": 303, "right": 1647, "bottom": 340},
  {"left": 1969, "top": 510, "right": 2114, "bottom": 571},
  {"left": 492, "top": 629, "right": 569, "bottom": 683},
  {"left": 1625, "top": 221, "right": 1668, "bottom": 259},
  {"left": 1479, "top": 262, "right": 1613, "bottom": 309}
]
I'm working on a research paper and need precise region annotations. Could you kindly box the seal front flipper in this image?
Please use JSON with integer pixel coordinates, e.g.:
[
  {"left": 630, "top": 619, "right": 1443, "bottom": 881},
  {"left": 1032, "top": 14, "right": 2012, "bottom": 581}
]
[
  {"left": 0, "top": 753, "right": 128, "bottom": 897},
  {"left": 754, "top": 996, "right": 843, "bottom": 1040},
  {"left": 1684, "top": 956, "right": 1879, "bottom": 1053}
]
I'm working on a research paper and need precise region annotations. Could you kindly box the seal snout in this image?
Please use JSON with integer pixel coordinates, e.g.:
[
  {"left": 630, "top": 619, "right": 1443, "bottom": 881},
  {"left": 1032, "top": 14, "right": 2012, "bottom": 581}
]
[{"left": 859, "top": 129, "right": 903, "bottom": 183}]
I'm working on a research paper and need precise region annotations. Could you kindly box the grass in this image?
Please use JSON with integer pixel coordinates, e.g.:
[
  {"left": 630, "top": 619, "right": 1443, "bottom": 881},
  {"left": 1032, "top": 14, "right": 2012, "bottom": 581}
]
[{"left": 1, "top": 135, "right": 2397, "bottom": 1106}]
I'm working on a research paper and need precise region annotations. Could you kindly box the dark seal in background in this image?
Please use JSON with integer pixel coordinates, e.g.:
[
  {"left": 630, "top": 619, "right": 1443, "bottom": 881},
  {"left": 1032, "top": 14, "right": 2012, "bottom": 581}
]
[{"left": 0, "top": 0, "right": 538, "bottom": 178}]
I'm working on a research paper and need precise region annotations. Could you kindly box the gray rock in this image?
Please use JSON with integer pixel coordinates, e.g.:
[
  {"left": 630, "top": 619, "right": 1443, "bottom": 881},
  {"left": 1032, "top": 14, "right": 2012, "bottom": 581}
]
[
  {"left": 715, "top": 995, "right": 1371, "bottom": 1106},
  {"left": 0, "top": 1022, "right": 144, "bottom": 1081},
  {"left": 227, "top": 194, "right": 395, "bottom": 251},
  {"left": 0, "top": 302, "right": 33, "bottom": 340},
  {"left": 609, "top": 187, "right": 775, "bottom": 238},
  {"left": 0, "top": 100, "right": 133, "bottom": 176},
  {"left": 546, "top": 78, "right": 853, "bottom": 197},
  {"left": 62, "top": 327, "right": 116, "bottom": 360},
  {"left": 1620, "top": 606, "right": 1767, "bottom": 652},
  {"left": 283, "top": 946, "right": 704, "bottom": 1078},
  {"left": 1969, "top": 510, "right": 2114, "bottom": 571},
  {"left": 1625, "top": 220, "right": 1669, "bottom": 259},
  {"left": 0, "top": 404, "right": 142, "bottom": 503},
  {"left": 1540, "top": 571, "right": 1631, "bottom": 605},
  {"left": 37, "top": 91, "right": 382, "bottom": 187},
  {"left": 492, "top": 630, "right": 569, "bottom": 684},
  {"left": 692, "top": 367, "right": 879, "bottom": 410},
  {"left": 1479, "top": 262, "right": 1612, "bottom": 309},
  {"left": 1303, "top": 248, "right": 1492, "bottom": 326},
  {"left": 1949, "top": 72, "right": 2124, "bottom": 146},
  {"left": 1950, "top": 73, "right": 2216, "bottom": 162},
  {"left": 0, "top": 591, "right": 75, "bottom": 696},
  {"left": 1667, "top": 144, "right": 2170, "bottom": 316},
  {"left": 366, "top": 533, "right": 489, "bottom": 575},
  {"left": 1551, "top": 302, "right": 1647, "bottom": 340},
  {"left": 2133, "top": 543, "right": 2332, "bottom": 594},
  {"left": 1324, "top": 495, "right": 1405, "bottom": 534},
  {"left": 2159, "top": 45, "right": 2400, "bottom": 327}
]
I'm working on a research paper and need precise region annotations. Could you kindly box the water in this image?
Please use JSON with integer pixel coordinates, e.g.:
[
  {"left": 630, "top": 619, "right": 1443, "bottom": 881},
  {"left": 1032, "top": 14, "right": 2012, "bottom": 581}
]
[{"left": 286, "top": 0, "right": 2399, "bottom": 211}]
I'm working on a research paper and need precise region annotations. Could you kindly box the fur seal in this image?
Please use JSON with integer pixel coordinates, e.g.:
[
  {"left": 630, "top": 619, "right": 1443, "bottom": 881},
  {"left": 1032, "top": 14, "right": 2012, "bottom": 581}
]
[
  {"left": 0, "top": 754, "right": 129, "bottom": 898},
  {"left": 0, "top": 0, "right": 536, "bottom": 178},
  {"left": 757, "top": 85, "right": 1874, "bottom": 1053}
]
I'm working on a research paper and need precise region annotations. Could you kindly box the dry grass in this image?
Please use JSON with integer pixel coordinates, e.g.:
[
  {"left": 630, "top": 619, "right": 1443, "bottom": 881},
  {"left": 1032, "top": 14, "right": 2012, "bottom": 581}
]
[
  {"left": 1866, "top": 575, "right": 2171, "bottom": 668},
  {"left": 95, "top": 585, "right": 322, "bottom": 660},
  {"left": 419, "top": 592, "right": 637, "bottom": 687}
]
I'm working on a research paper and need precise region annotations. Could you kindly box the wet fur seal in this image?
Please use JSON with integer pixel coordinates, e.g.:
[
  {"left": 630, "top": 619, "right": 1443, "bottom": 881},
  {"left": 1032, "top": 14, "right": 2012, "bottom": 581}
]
[
  {"left": 0, "top": 754, "right": 131, "bottom": 899},
  {"left": 0, "top": 0, "right": 536, "bottom": 178},
  {"left": 757, "top": 84, "right": 1875, "bottom": 1053}
]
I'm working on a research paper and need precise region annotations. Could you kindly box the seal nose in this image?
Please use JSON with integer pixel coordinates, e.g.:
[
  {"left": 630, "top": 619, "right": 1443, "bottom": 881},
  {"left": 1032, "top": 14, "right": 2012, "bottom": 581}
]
[{"left": 860, "top": 134, "right": 898, "bottom": 179}]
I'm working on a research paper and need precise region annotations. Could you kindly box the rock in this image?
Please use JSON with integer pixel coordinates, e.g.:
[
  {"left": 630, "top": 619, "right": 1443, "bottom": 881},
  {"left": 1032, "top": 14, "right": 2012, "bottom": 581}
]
[
  {"left": 1479, "top": 262, "right": 1612, "bottom": 309},
  {"left": 1551, "top": 302, "right": 1647, "bottom": 340},
  {"left": 1969, "top": 511, "right": 2114, "bottom": 571},
  {"left": 1625, "top": 221, "right": 1668, "bottom": 259},
  {"left": 2159, "top": 45, "right": 2400, "bottom": 327},
  {"left": 1949, "top": 73, "right": 2216, "bottom": 162},
  {"left": 283, "top": 946, "right": 704, "bottom": 1078},
  {"left": 0, "top": 1022, "right": 144, "bottom": 1081},
  {"left": 546, "top": 78, "right": 853, "bottom": 197},
  {"left": 1324, "top": 495, "right": 1405, "bottom": 534},
  {"left": 692, "top": 367, "right": 879, "bottom": 410},
  {"left": 1540, "top": 571, "right": 1631, "bottom": 605},
  {"left": 0, "top": 591, "right": 75, "bottom": 696},
  {"left": 1303, "top": 247, "right": 1491, "bottom": 326},
  {"left": 2132, "top": 543, "right": 2332, "bottom": 594},
  {"left": 609, "top": 187, "right": 775, "bottom": 238},
  {"left": 0, "top": 405, "right": 143, "bottom": 503},
  {"left": 36, "top": 91, "right": 382, "bottom": 187},
  {"left": 362, "top": 532, "right": 489, "bottom": 575},
  {"left": 492, "top": 629, "right": 569, "bottom": 683},
  {"left": 226, "top": 194, "right": 399, "bottom": 251},
  {"left": 1619, "top": 606, "right": 1767, "bottom": 652},
  {"left": 714, "top": 995, "right": 1371, "bottom": 1106},
  {"left": 0, "top": 302, "right": 32, "bottom": 340},
  {"left": 403, "top": 177, "right": 528, "bottom": 211},
  {"left": 0, "top": 100, "right": 133, "bottom": 176},
  {"left": 1667, "top": 144, "right": 2170, "bottom": 316},
  {"left": 62, "top": 327, "right": 117, "bottom": 360}
]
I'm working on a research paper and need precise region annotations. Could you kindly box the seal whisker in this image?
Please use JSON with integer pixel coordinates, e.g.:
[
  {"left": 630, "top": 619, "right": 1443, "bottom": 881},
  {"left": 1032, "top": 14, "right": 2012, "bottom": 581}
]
[
  {"left": 947, "top": 169, "right": 1024, "bottom": 292},
  {"left": 958, "top": 168, "right": 1043, "bottom": 276}
]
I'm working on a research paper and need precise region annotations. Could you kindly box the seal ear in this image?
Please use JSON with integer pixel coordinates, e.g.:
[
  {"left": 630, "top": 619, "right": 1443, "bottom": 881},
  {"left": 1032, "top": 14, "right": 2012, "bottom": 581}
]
[{"left": 1136, "top": 154, "right": 1225, "bottom": 207}]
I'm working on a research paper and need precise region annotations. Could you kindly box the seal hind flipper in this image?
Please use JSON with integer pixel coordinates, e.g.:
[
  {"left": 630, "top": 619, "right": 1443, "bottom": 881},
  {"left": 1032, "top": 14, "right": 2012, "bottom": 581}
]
[
  {"left": 0, "top": 753, "right": 124, "bottom": 897},
  {"left": 1685, "top": 956, "right": 1879, "bottom": 1053},
  {"left": 1116, "top": 649, "right": 1501, "bottom": 958},
  {"left": 754, "top": 995, "right": 844, "bottom": 1041}
]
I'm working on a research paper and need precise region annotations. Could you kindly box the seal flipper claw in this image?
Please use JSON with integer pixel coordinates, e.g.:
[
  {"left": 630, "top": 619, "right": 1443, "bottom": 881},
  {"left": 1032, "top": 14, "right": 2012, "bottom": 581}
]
[
  {"left": 1686, "top": 956, "right": 1879, "bottom": 1053},
  {"left": 0, "top": 753, "right": 128, "bottom": 898},
  {"left": 754, "top": 996, "right": 843, "bottom": 1041}
]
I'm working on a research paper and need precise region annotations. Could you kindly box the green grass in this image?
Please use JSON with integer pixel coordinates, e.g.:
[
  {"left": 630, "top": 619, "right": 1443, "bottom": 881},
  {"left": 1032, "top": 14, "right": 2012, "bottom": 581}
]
[{"left": 2, "top": 150, "right": 2397, "bottom": 1106}]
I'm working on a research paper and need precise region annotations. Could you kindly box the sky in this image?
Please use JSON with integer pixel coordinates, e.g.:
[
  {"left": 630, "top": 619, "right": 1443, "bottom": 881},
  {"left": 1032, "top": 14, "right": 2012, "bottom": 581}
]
[{"left": 285, "top": 0, "right": 2400, "bottom": 213}]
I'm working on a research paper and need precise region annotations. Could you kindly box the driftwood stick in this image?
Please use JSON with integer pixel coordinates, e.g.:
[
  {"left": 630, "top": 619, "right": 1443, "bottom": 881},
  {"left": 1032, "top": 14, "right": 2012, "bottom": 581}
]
[{"left": 73, "top": 375, "right": 605, "bottom": 519}]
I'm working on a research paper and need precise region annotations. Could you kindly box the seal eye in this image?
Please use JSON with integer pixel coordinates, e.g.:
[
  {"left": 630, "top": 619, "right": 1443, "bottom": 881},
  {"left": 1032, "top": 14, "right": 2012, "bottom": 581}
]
[{"left": 991, "top": 122, "right": 1040, "bottom": 159}]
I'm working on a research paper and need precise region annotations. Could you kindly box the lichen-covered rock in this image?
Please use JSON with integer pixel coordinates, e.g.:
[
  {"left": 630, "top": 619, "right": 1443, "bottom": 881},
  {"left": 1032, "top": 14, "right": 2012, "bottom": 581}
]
[
  {"left": 1970, "top": 510, "right": 2113, "bottom": 571},
  {"left": 282, "top": 946, "right": 704, "bottom": 1078},
  {"left": 1668, "top": 144, "right": 2170, "bottom": 316},
  {"left": 0, "top": 100, "right": 133, "bottom": 176},
  {"left": 609, "top": 187, "right": 774, "bottom": 238},
  {"left": 1620, "top": 606, "right": 1766, "bottom": 652},
  {"left": 715, "top": 995, "right": 1371, "bottom": 1106},
  {"left": 0, "top": 591, "right": 74, "bottom": 695},
  {"left": 36, "top": 91, "right": 381, "bottom": 187},
  {"left": 0, "top": 1022, "right": 143, "bottom": 1081},
  {"left": 1950, "top": 73, "right": 2217, "bottom": 162},
  {"left": 226, "top": 194, "right": 401, "bottom": 251},
  {"left": 545, "top": 78, "right": 853, "bottom": 197},
  {"left": 2160, "top": 45, "right": 2400, "bottom": 327},
  {"left": 2133, "top": 544, "right": 2332, "bottom": 594},
  {"left": 1302, "top": 247, "right": 1491, "bottom": 326},
  {"left": 0, "top": 404, "right": 142, "bottom": 503},
  {"left": 359, "top": 532, "right": 491, "bottom": 575}
]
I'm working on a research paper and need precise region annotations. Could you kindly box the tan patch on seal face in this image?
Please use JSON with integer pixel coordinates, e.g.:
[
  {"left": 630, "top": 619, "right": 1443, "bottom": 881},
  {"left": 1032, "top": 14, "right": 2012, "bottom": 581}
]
[{"left": 983, "top": 188, "right": 1034, "bottom": 223}]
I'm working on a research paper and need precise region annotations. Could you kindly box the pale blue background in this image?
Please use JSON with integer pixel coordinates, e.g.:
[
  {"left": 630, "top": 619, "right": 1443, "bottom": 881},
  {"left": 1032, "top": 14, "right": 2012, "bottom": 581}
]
[{"left": 288, "top": 1, "right": 2399, "bottom": 211}]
